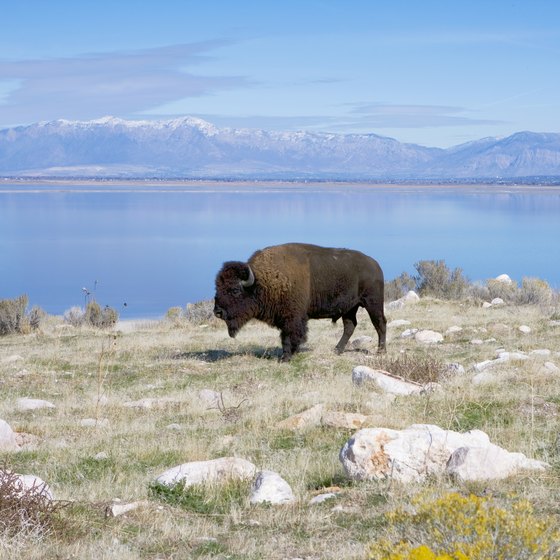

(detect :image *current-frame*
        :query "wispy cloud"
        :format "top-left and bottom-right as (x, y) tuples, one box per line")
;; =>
(182, 103), (501, 134)
(0, 42), (249, 126)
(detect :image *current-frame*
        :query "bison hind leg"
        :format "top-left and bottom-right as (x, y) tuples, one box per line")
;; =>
(364, 300), (387, 353)
(335, 306), (359, 355)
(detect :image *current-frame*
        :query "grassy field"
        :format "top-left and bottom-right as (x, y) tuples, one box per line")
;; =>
(1, 297), (559, 559)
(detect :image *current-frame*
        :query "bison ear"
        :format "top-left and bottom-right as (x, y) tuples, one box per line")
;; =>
(239, 264), (255, 288)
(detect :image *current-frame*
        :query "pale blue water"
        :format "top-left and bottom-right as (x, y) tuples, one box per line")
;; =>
(1, 182), (559, 318)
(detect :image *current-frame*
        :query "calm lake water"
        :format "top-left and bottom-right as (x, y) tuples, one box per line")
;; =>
(1, 181), (559, 318)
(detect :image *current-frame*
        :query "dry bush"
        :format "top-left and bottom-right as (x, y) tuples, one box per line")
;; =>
(516, 277), (555, 306)
(414, 260), (469, 300)
(385, 272), (416, 302)
(184, 299), (216, 324)
(367, 353), (446, 384)
(0, 295), (28, 335)
(63, 302), (118, 329)
(0, 469), (66, 537)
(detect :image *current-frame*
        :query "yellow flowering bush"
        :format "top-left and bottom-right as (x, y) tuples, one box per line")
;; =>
(369, 492), (560, 560)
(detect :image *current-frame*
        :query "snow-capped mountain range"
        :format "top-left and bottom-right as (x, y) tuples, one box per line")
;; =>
(1, 116), (559, 180)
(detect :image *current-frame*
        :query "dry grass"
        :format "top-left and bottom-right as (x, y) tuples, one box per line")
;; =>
(0, 298), (559, 558)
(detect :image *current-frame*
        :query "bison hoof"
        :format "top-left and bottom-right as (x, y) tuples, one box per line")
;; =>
(279, 353), (292, 363)
(334, 346), (345, 355)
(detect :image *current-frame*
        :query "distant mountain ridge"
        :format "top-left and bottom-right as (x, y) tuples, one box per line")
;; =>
(0, 116), (559, 180)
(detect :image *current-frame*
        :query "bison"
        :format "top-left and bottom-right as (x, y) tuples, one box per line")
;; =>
(213, 243), (386, 362)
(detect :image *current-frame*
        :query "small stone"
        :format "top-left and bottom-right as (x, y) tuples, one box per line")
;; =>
(94, 452), (109, 460)
(107, 500), (149, 517)
(400, 328), (418, 338)
(445, 363), (465, 376)
(276, 404), (324, 430)
(530, 349), (551, 357)
(543, 362), (560, 374)
(491, 298), (505, 306)
(309, 492), (338, 505)
(79, 418), (109, 427)
(16, 398), (56, 411)
(0, 419), (18, 451)
(471, 339), (484, 345)
(250, 470), (295, 505)
(445, 326), (462, 336)
(166, 423), (183, 431)
(482, 302), (492, 309)
(349, 336), (373, 350)
(321, 411), (369, 430)
(415, 330), (443, 344)
(352, 366), (423, 396)
(518, 325), (531, 334)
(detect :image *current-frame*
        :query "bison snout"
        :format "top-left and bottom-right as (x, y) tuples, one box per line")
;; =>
(213, 305), (225, 319)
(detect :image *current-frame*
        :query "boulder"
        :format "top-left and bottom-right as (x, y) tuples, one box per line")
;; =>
(250, 470), (295, 505)
(155, 457), (257, 488)
(340, 424), (547, 483)
(495, 274), (513, 284)
(352, 366), (423, 396)
(0, 419), (18, 451)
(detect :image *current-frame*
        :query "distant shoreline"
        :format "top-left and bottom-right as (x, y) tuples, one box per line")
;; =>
(2, 176), (560, 193)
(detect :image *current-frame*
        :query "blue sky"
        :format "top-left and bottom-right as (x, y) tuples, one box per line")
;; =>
(1, 0), (559, 147)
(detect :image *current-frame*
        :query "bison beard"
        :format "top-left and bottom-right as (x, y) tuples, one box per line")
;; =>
(213, 243), (387, 362)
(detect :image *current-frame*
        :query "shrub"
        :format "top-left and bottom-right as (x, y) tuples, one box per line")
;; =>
(413, 260), (469, 300)
(385, 272), (416, 302)
(28, 306), (46, 331)
(486, 278), (518, 302)
(0, 295), (28, 336)
(184, 299), (216, 324)
(63, 306), (85, 327)
(516, 277), (554, 306)
(63, 302), (118, 329)
(368, 491), (560, 560)
(367, 353), (445, 384)
(0, 469), (66, 537)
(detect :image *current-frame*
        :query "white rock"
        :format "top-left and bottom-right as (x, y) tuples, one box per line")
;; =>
(491, 298), (505, 306)
(349, 336), (373, 350)
(321, 411), (370, 430)
(497, 351), (528, 361)
(445, 363), (465, 376)
(543, 362), (560, 374)
(400, 328), (418, 338)
(474, 357), (508, 372)
(16, 397), (56, 411)
(155, 457), (257, 488)
(340, 424), (547, 483)
(107, 500), (149, 517)
(445, 326), (463, 335)
(94, 452), (109, 460)
(199, 389), (222, 407)
(530, 349), (551, 357)
(482, 302), (492, 309)
(123, 397), (178, 409)
(388, 319), (411, 328)
(0, 419), (18, 451)
(352, 366), (422, 396)
(276, 404), (324, 430)
(549, 320), (560, 327)
(415, 330), (443, 344)
(166, 423), (183, 431)
(470, 339), (484, 345)
(79, 418), (109, 427)
(495, 274), (513, 284)
(309, 492), (338, 505)
(472, 371), (498, 385)
(446, 445), (548, 482)
(0, 471), (53, 500)
(2, 354), (24, 364)
(386, 291), (419, 310)
(250, 470), (295, 505)
(518, 325), (531, 334)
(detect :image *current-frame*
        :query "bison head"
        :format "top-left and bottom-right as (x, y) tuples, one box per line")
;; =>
(214, 261), (258, 338)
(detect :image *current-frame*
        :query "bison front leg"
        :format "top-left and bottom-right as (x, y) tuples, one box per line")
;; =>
(279, 319), (308, 362)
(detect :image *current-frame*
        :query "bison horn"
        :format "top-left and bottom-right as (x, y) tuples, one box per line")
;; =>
(240, 265), (255, 288)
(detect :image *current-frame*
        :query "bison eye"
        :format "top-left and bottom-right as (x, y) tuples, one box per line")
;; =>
(231, 287), (243, 296)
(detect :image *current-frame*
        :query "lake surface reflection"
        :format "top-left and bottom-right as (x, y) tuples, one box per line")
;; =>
(1, 182), (559, 318)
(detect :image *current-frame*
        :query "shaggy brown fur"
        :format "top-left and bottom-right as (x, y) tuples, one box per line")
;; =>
(214, 243), (386, 361)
